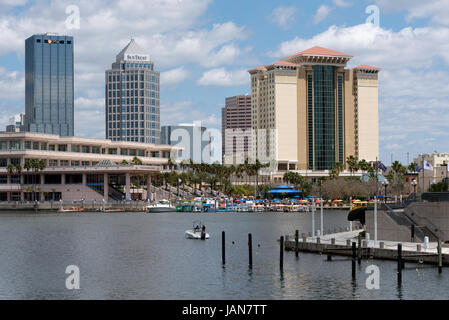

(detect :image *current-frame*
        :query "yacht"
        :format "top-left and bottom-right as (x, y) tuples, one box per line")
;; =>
(147, 200), (176, 213)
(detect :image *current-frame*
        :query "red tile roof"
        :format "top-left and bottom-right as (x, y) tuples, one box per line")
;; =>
(354, 65), (381, 70)
(268, 60), (298, 67)
(248, 65), (267, 72)
(284, 46), (353, 60)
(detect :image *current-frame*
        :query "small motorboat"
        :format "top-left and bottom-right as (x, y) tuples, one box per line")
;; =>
(147, 200), (176, 213)
(185, 221), (209, 240)
(58, 207), (84, 213)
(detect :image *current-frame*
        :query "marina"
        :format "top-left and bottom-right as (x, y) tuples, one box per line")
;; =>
(0, 209), (447, 300)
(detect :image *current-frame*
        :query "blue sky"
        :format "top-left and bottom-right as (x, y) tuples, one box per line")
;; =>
(1, 0), (449, 165)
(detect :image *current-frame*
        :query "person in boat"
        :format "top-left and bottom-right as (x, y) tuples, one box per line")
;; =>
(201, 225), (206, 240)
(194, 224), (200, 232)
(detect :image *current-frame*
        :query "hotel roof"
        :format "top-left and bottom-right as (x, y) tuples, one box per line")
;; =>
(354, 65), (381, 71)
(283, 46), (353, 61)
(248, 46), (355, 74)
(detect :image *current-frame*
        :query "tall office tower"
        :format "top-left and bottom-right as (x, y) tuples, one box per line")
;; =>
(24, 33), (74, 136)
(221, 94), (252, 165)
(248, 46), (379, 171)
(105, 39), (160, 143)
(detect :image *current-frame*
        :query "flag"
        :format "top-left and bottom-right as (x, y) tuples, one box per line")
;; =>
(415, 164), (422, 172)
(378, 161), (387, 172)
(423, 160), (433, 171)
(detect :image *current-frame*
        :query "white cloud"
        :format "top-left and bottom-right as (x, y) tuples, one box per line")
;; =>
(0, 0), (28, 5)
(313, 5), (333, 25)
(333, 0), (352, 7)
(161, 66), (190, 85)
(0, 67), (23, 100)
(372, 0), (449, 26)
(160, 101), (220, 128)
(197, 68), (249, 86)
(269, 23), (449, 70)
(269, 6), (296, 29)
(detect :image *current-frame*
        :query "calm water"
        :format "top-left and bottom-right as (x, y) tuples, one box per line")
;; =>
(0, 210), (447, 300)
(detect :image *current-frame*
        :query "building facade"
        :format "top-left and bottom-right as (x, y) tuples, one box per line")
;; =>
(414, 153), (449, 191)
(6, 114), (24, 133)
(24, 34), (74, 136)
(105, 39), (160, 144)
(0, 132), (179, 202)
(161, 123), (211, 164)
(222, 94), (252, 165)
(248, 46), (379, 171)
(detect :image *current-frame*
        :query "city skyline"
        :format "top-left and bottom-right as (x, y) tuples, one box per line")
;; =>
(1, 1), (449, 165)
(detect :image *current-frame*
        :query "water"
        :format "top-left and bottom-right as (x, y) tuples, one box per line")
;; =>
(0, 210), (447, 300)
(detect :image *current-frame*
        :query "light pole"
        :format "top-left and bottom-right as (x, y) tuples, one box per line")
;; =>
(411, 179), (417, 194)
(382, 180), (389, 202)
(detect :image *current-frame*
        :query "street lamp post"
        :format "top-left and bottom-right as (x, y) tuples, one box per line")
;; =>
(411, 179), (417, 194)
(382, 180), (389, 202)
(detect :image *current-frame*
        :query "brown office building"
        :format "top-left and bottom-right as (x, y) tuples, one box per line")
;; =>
(221, 94), (252, 164)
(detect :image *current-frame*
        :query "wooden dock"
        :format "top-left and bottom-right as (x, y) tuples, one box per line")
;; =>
(284, 230), (449, 266)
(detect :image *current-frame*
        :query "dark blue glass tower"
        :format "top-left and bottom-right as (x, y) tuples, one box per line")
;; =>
(25, 34), (74, 136)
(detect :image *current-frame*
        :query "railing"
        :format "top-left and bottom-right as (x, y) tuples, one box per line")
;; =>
(405, 205), (443, 241)
(381, 202), (426, 242)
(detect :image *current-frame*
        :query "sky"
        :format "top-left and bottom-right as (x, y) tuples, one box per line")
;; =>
(1, 0), (449, 165)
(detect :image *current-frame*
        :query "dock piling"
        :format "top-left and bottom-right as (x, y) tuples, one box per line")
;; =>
(438, 239), (442, 274)
(357, 234), (362, 265)
(222, 231), (226, 265)
(295, 230), (299, 258)
(280, 236), (284, 270)
(351, 242), (356, 279)
(397, 243), (402, 283)
(248, 233), (252, 268)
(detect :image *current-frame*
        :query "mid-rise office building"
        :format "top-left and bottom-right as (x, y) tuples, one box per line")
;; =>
(24, 33), (74, 136)
(105, 39), (160, 144)
(221, 94), (252, 165)
(248, 46), (379, 171)
(161, 123), (211, 164)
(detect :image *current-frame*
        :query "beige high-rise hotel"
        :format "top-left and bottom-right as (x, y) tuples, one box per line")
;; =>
(248, 46), (379, 171)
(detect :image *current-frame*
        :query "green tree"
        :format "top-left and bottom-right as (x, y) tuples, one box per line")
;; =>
(346, 155), (359, 176)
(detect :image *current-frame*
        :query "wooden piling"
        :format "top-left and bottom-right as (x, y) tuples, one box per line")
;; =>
(248, 233), (252, 268)
(295, 230), (299, 258)
(352, 242), (356, 279)
(438, 239), (442, 274)
(397, 243), (402, 283)
(280, 236), (284, 269)
(327, 254), (332, 261)
(357, 234), (362, 265)
(222, 231), (226, 265)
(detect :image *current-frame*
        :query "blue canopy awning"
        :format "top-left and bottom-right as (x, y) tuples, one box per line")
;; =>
(268, 189), (302, 194)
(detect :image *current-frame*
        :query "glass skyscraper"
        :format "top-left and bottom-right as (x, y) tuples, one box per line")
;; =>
(24, 33), (74, 136)
(105, 39), (160, 144)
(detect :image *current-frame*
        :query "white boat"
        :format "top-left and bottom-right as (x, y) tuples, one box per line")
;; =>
(185, 221), (210, 239)
(147, 200), (176, 213)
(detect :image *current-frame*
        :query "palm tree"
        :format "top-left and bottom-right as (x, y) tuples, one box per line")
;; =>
(358, 159), (370, 173)
(131, 156), (142, 165)
(346, 155), (358, 176)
